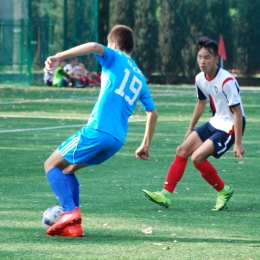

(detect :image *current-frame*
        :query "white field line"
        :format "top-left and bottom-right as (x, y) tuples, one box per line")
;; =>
(0, 86), (258, 105)
(0, 98), (97, 105)
(0, 114), (87, 119)
(0, 124), (85, 133)
(0, 119), (146, 133)
(0, 86), (258, 133)
(0, 94), (181, 105)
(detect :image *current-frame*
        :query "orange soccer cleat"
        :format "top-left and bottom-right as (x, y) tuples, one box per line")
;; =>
(59, 224), (85, 237)
(46, 207), (82, 236)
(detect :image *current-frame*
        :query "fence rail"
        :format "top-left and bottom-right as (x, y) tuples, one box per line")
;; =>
(0, 18), (52, 85)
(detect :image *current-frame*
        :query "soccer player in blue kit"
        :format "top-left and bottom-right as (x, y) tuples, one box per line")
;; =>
(44, 25), (158, 237)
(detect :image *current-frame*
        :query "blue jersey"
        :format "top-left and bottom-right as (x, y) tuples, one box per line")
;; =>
(86, 46), (155, 143)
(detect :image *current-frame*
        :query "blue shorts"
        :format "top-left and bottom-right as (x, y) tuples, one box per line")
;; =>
(195, 122), (234, 159)
(58, 127), (123, 165)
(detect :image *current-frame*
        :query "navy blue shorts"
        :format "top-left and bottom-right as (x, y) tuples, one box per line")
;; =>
(195, 122), (241, 159)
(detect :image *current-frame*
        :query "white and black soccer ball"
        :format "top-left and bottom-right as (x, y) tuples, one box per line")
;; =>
(42, 205), (64, 230)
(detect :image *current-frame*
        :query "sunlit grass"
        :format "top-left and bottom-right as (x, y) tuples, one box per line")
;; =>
(0, 85), (259, 259)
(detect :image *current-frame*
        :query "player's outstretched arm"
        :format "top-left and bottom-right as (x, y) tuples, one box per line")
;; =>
(44, 42), (104, 72)
(231, 104), (245, 162)
(135, 109), (158, 160)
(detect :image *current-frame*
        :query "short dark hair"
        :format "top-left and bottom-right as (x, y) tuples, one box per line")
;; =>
(197, 36), (218, 56)
(69, 57), (78, 62)
(107, 25), (134, 54)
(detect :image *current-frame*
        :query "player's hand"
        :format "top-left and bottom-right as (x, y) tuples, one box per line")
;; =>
(135, 146), (150, 160)
(233, 143), (245, 162)
(44, 56), (60, 72)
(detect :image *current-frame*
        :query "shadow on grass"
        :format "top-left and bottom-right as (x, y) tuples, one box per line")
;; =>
(3, 227), (259, 246)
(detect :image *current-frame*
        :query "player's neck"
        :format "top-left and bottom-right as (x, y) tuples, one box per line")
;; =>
(205, 66), (219, 80)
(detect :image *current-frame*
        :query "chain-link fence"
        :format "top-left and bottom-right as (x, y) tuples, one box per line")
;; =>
(0, 0), (98, 85)
(1, 0), (260, 86)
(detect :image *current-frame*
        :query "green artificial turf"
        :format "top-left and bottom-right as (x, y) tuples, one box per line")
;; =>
(0, 85), (259, 260)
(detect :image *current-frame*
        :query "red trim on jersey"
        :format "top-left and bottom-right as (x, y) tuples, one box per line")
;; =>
(206, 76), (214, 81)
(228, 125), (235, 135)
(222, 77), (233, 88)
(209, 95), (216, 113)
(229, 119), (246, 135)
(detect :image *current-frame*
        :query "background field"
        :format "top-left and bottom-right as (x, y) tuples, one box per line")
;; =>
(0, 85), (259, 260)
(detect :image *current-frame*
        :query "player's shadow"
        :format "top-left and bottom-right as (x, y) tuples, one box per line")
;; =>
(37, 228), (260, 246)
(88, 231), (260, 245)
(4, 227), (259, 247)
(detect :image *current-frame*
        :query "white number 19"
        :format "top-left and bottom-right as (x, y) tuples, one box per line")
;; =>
(115, 68), (142, 105)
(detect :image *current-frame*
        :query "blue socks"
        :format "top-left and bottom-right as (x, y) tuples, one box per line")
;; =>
(65, 173), (80, 207)
(46, 167), (76, 212)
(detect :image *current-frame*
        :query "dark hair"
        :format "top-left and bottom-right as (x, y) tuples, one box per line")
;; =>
(197, 36), (218, 56)
(107, 25), (134, 54)
(69, 57), (78, 62)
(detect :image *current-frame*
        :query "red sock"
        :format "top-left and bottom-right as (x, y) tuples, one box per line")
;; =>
(194, 160), (225, 191)
(163, 155), (188, 193)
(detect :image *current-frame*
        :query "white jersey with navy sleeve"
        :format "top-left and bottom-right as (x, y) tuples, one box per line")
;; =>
(86, 46), (156, 143)
(195, 68), (245, 134)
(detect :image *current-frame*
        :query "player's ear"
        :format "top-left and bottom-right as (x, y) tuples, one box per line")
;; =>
(111, 42), (117, 50)
(107, 41), (116, 50)
(215, 55), (219, 64)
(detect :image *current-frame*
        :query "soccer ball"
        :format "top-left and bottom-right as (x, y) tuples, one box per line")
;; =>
(42, 205), (64, 230)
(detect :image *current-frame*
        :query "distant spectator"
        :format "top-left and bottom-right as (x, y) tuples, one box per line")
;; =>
(52, 61), (71, 87)
(66, 69), (84, 88)
(64, 57), (81, 74)
(89, 71), (101, 83)
(43, 70), (53, 86)
(78, 62), (101, 87)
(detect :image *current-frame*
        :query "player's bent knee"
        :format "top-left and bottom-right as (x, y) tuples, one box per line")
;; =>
(176, 145), (189, 158)
(44, 155), (58, 173)
(44, 159), (52, 173)
(191, 154), (203, 165)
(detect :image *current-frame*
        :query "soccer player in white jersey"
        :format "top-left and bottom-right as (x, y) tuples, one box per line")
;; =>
(43, 25), (158, 237)
(143, 36), (246, 211)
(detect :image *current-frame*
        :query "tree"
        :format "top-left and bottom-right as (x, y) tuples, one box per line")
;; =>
(109, 0), (135, 30)
(133, 0), (159, 78)
(234, 0), (260, 76)
(170, 0), (233, 80)
(158, 0), (187, 83)
(98, 0), (110, 46)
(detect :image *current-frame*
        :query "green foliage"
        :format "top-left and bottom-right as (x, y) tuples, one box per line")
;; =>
(111, 0), (260, 78)
(31, 1), (64, 52)
(98, 0), (110, 46)
(234, 0), (260, 75)
(109, 0), (135, 29)
(158, 0), (184, 81)
(1, 0), (260, 84)
(133, 0), (159, 76)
